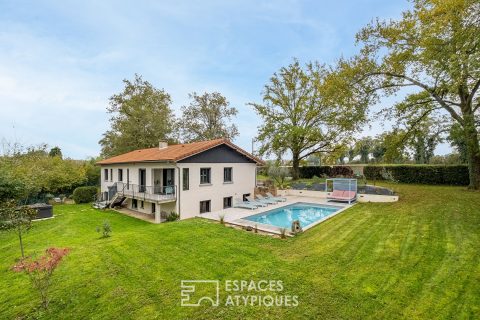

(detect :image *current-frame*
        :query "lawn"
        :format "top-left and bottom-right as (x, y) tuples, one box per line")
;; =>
(1, 183), (479, 319)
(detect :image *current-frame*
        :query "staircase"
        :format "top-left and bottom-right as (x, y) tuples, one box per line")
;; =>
(109, 193), (126, 208)
(93, 193), (109, 209)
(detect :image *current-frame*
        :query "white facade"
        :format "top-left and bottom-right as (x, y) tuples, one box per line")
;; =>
(177, 162), (256, 218)
(100, 161), (257, 221)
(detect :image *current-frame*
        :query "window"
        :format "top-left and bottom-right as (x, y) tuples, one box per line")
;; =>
(224, 167), (233, 183)
(151, 203), (156, 214)
(118, 169), (123, 182)
(126, 169), (130, 189)
(223, 196), (232, 209)
(132, 199), (138, 209)
(110, 169), (113, 181)
(243, 193), (250, 202)
(200, 168), (211, 184)
(200, 200), (211, 214)
(183, 168), (189, 190)
(104, 169), (109, 181)
(140, 201), (144, 209)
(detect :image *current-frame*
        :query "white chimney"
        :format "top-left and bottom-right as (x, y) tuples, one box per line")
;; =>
(159, 141), (168, 149)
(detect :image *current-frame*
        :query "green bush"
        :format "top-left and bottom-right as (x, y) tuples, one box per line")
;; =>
(72, 186), (98, 204)
(298, 166), (353, 179)
(363, 165), (469, 185)
(166, 211), (180, 222)
(330, 166), (354, 177)
(96, 220), (112, 238)
(298, 166), (331, 178)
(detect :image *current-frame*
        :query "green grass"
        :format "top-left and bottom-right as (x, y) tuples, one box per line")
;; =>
(1, 184), (479, 319)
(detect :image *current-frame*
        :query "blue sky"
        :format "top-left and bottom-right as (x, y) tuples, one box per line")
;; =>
(2, 0), (449, 159)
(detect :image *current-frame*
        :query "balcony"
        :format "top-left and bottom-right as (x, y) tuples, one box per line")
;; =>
(115, 182), (177, 203)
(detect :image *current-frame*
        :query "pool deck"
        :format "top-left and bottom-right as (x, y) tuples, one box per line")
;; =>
(198, 196), (355, 235)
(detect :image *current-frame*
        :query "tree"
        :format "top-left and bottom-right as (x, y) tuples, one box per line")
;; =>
(407, 119), (446, 164)
(0, 163), (23, 202)
(48, 147), (62, 158)
(267, 165), (290, 188)
(371, 135), (387, 163)
(354, 137), (373, 163)
(306, 154), (321, 166)
(83, 157), (101, 186)
(382, 130), (410, 163)
(99, 74), (176, 157)
(337, 0), (480, 188)
(250, 60), (367, 179)
(2, 144), (87, 199)
(0, 200), (37, 258)
(179, 92), (238, 142)
(448, 123), (469, 163)
(13, 247), (70, 309)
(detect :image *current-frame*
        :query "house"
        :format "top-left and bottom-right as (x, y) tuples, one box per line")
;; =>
(96, 139), (264, 223)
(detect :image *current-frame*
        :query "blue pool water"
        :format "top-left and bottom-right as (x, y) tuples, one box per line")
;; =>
(244, 203), (341, 229)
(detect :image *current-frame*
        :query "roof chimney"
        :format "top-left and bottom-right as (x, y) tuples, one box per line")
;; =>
(159, 141), (168, 149)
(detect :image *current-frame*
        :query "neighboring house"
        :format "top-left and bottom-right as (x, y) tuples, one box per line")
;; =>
(97, 139), (264, 223)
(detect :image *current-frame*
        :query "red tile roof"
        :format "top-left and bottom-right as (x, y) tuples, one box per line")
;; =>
(96, 139), (264, 165)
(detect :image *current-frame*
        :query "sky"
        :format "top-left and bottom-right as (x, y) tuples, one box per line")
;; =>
(0, 0), (452, 159)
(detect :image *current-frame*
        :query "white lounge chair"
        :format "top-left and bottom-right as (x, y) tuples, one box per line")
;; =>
(256, 194), (277, 204)
(246, 196), (268, 207)
(234, 198), (258, 210)
(266, 192), (287, 202)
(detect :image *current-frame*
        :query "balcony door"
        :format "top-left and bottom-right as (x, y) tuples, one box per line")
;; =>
(163, 169), (175, 187)
(153, 169), (162, 194)
(139, 169), (146, 192)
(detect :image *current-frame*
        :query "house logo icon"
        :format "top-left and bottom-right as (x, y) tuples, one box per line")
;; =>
(180, 280), (220, 307)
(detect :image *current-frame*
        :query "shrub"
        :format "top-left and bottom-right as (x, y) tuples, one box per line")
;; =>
(268, 165), (290, 188)
(96, 220), (111, 238)
(298, 166), (354, 179)
(72, 186), (98, 204)
(298, 166), (331, 179)
(330, 166), (354, 177)
(279, 227), (287, 239)
(363, 166), (383, 181)
(166, 211), (180, 222)
(363, 165), (469, 185)
(12, 247), (70, 309)
(219, 214), (225, 225)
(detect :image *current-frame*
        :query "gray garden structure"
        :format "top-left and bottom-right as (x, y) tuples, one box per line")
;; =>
(326, 178), (358, 204)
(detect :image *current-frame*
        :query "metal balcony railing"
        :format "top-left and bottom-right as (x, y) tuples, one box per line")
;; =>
(115, 182), (177, 202)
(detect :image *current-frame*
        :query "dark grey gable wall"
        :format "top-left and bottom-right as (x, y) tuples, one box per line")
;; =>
(178, 144), (256, 163)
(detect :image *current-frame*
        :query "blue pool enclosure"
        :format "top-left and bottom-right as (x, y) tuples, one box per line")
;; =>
(243, 202), (342, 229)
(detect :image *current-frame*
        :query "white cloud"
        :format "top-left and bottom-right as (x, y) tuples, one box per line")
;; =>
(1, 0), (446, 159)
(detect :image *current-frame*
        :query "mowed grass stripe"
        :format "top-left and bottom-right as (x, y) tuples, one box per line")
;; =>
(0, 183), (479, 319)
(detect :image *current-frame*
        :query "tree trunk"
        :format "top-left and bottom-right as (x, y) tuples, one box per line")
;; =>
(18, 227), (24, 258)
(463, 114), (480, 189)
(292, 153), (300, 180)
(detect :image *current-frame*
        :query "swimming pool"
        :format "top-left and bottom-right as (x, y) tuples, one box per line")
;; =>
(243, 202), (342, 229)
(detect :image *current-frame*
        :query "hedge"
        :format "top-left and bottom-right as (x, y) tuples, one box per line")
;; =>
(299, 166), (353, 179)
(363, 165), (469, 185)
(72, 186), (98, 204)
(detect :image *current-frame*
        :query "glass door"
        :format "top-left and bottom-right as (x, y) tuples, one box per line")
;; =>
(139, 169), (146, 192)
